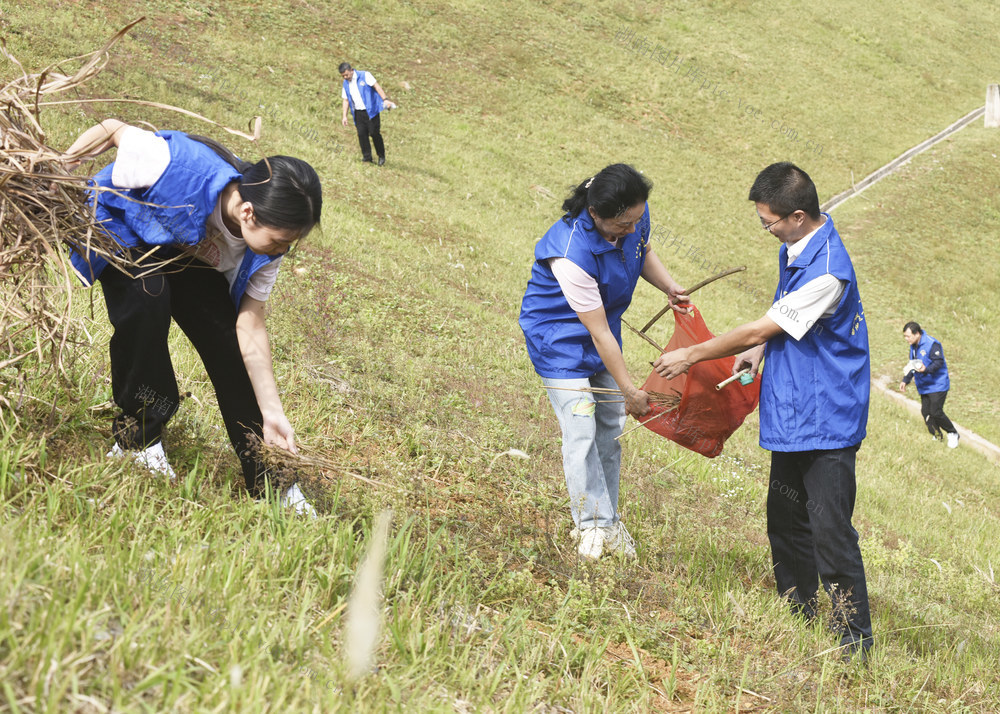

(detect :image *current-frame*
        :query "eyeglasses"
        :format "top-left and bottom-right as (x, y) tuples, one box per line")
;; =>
(760, 213), (790, 232)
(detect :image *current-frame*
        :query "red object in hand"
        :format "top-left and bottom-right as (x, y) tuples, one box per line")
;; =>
(641, 306), (761, 457)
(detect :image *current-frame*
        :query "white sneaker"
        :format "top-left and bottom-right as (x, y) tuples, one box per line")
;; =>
(946, 432), (960, 449)
(577, 527), (606, 560)
(107, 442), (177, 480)
(280, 482), (318, 518)
(930, 434), (941, 442)
(605, 522), (637, 559)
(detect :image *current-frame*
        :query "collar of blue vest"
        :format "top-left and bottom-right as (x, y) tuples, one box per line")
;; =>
(574, 210), (628, 254)
(780, 212), (834, 270)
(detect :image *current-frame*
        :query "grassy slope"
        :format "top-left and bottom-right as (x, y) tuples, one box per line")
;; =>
(2, 0), (1000, 711)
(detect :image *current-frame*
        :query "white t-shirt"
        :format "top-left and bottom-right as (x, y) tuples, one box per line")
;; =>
(341, 71), (377, 110)
(110, 127), (281, 302)
(766, 219), (846, 340)
(548, 236), (624, 313)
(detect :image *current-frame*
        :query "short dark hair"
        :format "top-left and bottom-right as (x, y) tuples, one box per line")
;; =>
(903, 321), (922, 335)
(748, 162), (821, 220)
(561, 163), (652, 222)
(338, 62), (352, 73)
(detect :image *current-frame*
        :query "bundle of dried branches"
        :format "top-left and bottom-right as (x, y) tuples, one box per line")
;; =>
(647, 388), (681, 411)
(542, 384), (680, 410)
(0, 21), (263, 404)
(0, 28), (135, 388)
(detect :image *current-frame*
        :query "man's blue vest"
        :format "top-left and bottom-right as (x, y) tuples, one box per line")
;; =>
(910, 332), (950, 394)
(343, 71), (384, 119)
(70, 131), (280, 306)
(760, 215), (870, 451)
(519, 205), (650, 379)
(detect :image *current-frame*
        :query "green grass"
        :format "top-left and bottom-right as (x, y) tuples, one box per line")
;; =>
(3, 0), (1000, 711)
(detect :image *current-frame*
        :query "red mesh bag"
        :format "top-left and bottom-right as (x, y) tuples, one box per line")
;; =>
(640, 305), (761, 457)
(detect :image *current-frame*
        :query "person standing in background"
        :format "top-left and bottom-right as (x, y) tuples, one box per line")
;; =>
(899, 321), (959, 448)
(340, 62), (395, 166)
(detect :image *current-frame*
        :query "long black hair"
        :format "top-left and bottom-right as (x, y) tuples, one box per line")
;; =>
(189, 134), (322, 235)
(561, 163), (652, 224)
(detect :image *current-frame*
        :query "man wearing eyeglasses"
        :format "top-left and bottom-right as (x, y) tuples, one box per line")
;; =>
(653, 162), (873, 662)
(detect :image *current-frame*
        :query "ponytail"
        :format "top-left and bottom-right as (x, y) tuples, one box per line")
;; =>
(561, 163), (652, 224)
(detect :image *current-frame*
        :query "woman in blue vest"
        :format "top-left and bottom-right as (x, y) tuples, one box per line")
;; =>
(519, 164), (689, 561)
(65, 119), (322, 514)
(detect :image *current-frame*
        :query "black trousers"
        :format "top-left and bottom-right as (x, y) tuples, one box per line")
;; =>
(920, 391), (955, 437)
(353, 109), (385, 161)
(767, 446), (873, 652)
(98, 250), (269, 495)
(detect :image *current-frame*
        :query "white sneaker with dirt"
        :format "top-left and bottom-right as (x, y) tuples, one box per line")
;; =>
(604, 521), (637, 559)
(577, 527), (606, 560)
(946, 431), (960, 449)
(280, 482), (318, 518)
(107, 442), (177, 480)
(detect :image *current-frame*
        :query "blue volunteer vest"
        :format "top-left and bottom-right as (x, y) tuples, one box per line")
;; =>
(759, 215), (870, 451)
(70, 131), (280, 306)
(519, 205), (650, 379)
(910, 332), (950, 394)
(343, 71), (384, 120)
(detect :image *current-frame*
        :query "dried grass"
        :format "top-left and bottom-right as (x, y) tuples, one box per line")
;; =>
(647, 388), (681, 411)
(252, 437), (392, 501)
(0, 27), (135, 390)
(0, 20), (264, 406)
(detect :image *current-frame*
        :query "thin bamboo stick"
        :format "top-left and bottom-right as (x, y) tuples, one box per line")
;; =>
(640, 266), (747, 333)
(621, 317), (664, 353)
(541, 385), (622, 395)
(615, 410), (667, 440)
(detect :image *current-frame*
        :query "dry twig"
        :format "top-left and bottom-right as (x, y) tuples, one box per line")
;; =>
(252, 438), (393, 497)
(640, 266), (747, 334)
(0, 20), (262, 384)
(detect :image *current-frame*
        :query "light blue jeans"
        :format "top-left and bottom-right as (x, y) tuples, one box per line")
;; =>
(542, 371), (626, 530)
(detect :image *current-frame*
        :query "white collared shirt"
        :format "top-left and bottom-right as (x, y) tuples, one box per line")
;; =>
(766, 217), (846, 340)
(341, 71), (377, 110)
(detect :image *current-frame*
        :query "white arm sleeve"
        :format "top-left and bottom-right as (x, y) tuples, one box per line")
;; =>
(110, 127), (171, 189)
(767, 274), (846, 341)
(549, 258), (603, 313)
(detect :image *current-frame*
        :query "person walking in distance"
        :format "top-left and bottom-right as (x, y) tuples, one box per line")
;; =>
(899, 321), (959, 448)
